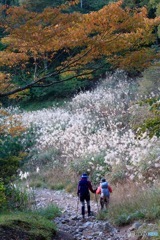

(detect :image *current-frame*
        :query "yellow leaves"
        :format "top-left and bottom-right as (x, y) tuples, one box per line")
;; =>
(8, 89), (30, 100)
(60, 71), (76, 80)
(77, 69), (93, 79)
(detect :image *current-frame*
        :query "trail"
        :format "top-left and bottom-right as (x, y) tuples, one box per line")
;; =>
(34, 189), (137, 240)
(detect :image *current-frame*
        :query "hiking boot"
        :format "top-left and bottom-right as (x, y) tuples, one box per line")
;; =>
(81, 217), (86, 222)
(87, 205), (91, 216)
(82, 206), (85, 218)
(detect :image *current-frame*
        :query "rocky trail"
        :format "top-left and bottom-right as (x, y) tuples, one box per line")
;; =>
(34, 189), (138, 240)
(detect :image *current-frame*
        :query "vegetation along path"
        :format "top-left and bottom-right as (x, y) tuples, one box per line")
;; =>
(34, 189), (138, 240)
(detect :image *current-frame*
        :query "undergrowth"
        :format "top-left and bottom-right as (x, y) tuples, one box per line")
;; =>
(97, 182), (160, 226)
(0, 204), (61, 240)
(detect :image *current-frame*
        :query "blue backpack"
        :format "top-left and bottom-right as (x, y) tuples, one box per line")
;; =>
(101, 182), (110, 197)
(78, 179), (89, 196)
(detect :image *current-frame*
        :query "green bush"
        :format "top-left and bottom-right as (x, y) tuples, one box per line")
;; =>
(4, 184), (31, 211)
(0, 111), (37, 210)
(0, 127), (35, 184)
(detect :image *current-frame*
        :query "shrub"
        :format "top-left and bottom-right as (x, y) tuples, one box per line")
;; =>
(138, 66), (160, 98)
(4, 184), (32, 211)
(0, 110), (36, 184)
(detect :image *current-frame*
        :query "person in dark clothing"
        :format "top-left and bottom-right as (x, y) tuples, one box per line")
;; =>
(77, 173), (96, 219)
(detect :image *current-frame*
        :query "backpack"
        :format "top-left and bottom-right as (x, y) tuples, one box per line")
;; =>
(100, 182), (110, 198)
(78, 179), (89, 196)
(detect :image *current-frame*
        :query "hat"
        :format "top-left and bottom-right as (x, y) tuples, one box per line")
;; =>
(101, 178), (106, 182)
(81, 173), (88, 178)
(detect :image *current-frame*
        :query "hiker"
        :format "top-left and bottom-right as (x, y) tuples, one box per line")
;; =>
(96, 178), (112, 210)
(77, 173), (97, 219)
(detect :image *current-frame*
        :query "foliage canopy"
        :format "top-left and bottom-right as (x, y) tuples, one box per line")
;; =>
(0, 1), (160, 98)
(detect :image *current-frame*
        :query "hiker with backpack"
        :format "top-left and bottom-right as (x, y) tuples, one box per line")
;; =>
(96, 178), (112, 210)
(77, 173), (97, 219)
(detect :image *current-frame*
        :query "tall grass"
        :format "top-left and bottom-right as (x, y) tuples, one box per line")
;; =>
(27, 161), (77, 191)
(97, 182), (160, 226)
(33, 204), (61, 220)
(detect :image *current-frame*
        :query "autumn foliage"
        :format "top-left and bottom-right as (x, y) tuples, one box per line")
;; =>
(0, 1), (160, 98)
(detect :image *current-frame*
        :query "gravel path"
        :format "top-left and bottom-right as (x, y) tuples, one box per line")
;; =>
(34, 189), (138, 240)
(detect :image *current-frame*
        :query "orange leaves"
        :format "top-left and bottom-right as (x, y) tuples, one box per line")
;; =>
(0, 72), (11, 93)
(110, 48), (157, 72)
(1, 1), (156, 65)
(0, 110), (26, 137)
(8, 125), (25, 137)
(0, 51), (29, 67)
(0, 5), (83, 57)
(0, 1), (160, 97)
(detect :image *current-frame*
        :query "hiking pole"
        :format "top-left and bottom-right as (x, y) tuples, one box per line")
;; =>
(76, 196), (79, 216)
(95, 193), (100, 213)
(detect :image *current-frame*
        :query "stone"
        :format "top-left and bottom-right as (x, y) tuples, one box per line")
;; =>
(33, 188), (137, 240)
(129, 221), (142, 231)
(83, 221), (93, 228)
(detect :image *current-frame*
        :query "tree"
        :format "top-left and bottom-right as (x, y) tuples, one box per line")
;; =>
(75, 0), (113, 12)
(0, 1), (160, 99)
(0, 0), (19, 6)
(122, 0), (150, 9)
(149, 0), (160, 38)
(19, 0), (65, 12)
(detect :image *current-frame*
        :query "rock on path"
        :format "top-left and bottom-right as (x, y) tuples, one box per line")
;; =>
(34, 189), (138, 240)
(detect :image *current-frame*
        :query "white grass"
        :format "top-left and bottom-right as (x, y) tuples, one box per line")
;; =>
(1, 71), (160, 183)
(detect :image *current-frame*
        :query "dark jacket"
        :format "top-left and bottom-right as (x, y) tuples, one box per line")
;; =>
(77, 177), (96, 196)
